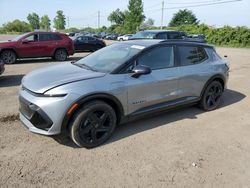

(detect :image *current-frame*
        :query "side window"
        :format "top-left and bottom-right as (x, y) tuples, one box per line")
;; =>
(156, 33), (168, 39)
(25, 34), (38, 42)
(39, 34), (52, 41)
(137, 46), (174, 70)
(179, 46), (208, 66)
(51, 34), (62, 40)
(78, 36), (88, 42)
(168, 33), (182, 39)
(87, 37), (95, 41)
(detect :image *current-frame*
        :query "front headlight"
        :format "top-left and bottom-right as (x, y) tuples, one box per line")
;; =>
(43, 93), (67, 97)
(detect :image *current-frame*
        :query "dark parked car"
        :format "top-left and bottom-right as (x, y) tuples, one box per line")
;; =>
(0, 60), (5, 75)
(187, 34), (207, 43)
(130, 30), (187, 40)
(0, 32), (74, 64)
(73, 36), (106, 52)
(105, 34), (119, 40)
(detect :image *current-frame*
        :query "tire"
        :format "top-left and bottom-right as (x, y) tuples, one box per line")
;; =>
(0, 50), (16, 64)
(54, 49), (68, 61)
(199, 81), (223, 111)
(69, 100), (117, 148)
(119, 38), (123, 41)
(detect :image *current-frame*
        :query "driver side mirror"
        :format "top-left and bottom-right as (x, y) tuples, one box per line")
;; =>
(131, 65), (151, 78)
(21, 39), (29, 44)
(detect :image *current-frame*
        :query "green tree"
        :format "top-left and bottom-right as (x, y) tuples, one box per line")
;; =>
(27, 13), (40, 30)
(40, 15), (51, 31)
(124, 0), (145, 33)
(1, 19), (31, 33)
(168, 9), (199, 27)
(53, 10), (66, 30)
(108, 9), (127, 26)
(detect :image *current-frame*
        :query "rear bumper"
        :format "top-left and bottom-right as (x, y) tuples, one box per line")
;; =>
(68, 49), (74, 55)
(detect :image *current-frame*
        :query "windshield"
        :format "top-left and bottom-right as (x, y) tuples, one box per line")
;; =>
(132, 31), (156, 39)
(11, 33), (29, 41)
(75, 43), (144, 73)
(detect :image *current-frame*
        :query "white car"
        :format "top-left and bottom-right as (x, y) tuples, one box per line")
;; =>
(117, 34), (133, 41)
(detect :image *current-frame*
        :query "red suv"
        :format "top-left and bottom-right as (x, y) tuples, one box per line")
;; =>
(0, 32), (74, 64)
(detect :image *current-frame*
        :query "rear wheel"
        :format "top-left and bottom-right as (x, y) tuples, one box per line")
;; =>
(0, 50), (16, 64)
(69, 101), (117, 148)
(199, 81), (223, 111)
(54, 49), (67, 61)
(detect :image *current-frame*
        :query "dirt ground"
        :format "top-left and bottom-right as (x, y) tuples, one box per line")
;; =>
(0, 35), (250, 187)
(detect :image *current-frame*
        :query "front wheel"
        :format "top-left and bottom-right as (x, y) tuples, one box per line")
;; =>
(199, 81), (223, 111)
(54, 49), (68, 61)
(0, 50), (16, 64)
(69, 101), (117, 148)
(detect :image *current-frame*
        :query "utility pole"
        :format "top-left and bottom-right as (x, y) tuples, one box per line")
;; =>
(67, 16), (70, 28)
(161, 1), (164, 30)
(98, 11), (100, 29)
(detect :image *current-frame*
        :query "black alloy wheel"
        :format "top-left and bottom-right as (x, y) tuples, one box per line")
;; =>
(200, 81), (223, 111)
(70, 101), (117, 148)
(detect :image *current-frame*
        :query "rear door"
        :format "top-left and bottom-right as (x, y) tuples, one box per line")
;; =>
(177, 45), (213, 98)
(38, 33), (57, 56)
(126, 45), (180, 114)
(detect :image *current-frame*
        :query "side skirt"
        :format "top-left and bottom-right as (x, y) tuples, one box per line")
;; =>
(120, 96), (200, 124)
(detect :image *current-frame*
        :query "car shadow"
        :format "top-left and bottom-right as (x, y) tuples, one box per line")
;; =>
(52, 89), (246, 149)
(0, 74), (24, 87)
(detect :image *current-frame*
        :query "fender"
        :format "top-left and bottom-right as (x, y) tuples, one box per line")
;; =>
(52, 47), (68, 56)
(60, 93), (125, 132)
(200, 74), (226, 97)
(0, 47), (19, 57)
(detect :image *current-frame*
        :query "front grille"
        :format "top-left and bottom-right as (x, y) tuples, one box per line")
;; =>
(19, 96), (53, 130)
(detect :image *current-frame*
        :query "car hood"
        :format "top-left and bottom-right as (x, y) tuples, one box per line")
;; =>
(22, 62), (106, 94)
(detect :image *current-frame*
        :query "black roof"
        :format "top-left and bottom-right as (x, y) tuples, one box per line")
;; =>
(122, 39), (213, 48)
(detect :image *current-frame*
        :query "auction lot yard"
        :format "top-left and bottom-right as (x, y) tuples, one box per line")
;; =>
(1, 35), (250, 187)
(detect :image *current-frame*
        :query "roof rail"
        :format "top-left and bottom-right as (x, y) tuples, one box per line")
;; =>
(160, 38), (207, 43)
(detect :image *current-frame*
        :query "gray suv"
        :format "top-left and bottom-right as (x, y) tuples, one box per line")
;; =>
(19, 40), (229, 148)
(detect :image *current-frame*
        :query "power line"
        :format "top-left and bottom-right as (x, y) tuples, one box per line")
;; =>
(165, 0), (225, 4)
(164, 0), (242, 10)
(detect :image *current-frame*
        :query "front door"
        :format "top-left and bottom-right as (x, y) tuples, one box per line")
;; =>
(126, 45), (180, 114)
(17, 34), (42, 57)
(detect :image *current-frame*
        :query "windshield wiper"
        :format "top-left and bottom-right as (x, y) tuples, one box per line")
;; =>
(72, 62), (97, 72)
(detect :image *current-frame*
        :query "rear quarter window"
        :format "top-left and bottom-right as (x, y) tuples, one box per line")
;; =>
(168, 33), (182, 39)
(52, 34), (62, 40)
(179, 46), (208, 66)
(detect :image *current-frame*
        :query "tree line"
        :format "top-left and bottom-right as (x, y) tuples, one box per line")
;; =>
(0, 10), (66, 33)
(0, 0), (249, 47)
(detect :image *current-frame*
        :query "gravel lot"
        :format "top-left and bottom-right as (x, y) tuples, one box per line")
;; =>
(0, 35), (250, 187)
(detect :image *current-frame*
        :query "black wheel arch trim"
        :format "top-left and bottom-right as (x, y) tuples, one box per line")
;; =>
(0, 47), (19, 58)
(53, 47), (69, 56)
(200, 74), (226, 97)
(61, 93), (124, 132)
